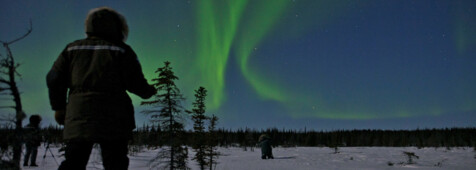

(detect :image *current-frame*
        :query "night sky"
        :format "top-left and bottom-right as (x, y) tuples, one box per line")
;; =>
(1, 0), (475, 130)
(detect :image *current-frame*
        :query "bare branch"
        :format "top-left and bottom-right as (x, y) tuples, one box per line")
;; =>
(0, 19), (33, 45)
(0, 78), (9, 84)
(0, 70), (8, 75)
(0, 113), (16, 124)
(0, 117), (12, 121)
(14, 70), (22, 77)
(0, 92), (11, 95)
(0, 106), (15, 109)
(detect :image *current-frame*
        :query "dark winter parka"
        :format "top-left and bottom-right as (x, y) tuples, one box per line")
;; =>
(23, 123), (42, 147)
(259, 135), (273, 156)
(46, 37), (155, 141)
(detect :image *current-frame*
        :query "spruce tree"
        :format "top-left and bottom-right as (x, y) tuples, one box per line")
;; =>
(141, 61), (188, 170)
(190, 87), (209, 170)
(206, 115), (220, 170)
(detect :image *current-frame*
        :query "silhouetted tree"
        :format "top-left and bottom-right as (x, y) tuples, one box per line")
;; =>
(141, 61), (188, 170)
(189, 86), (209, 170)
(206, 115), (219, 170)
(0, 20), (32, 169)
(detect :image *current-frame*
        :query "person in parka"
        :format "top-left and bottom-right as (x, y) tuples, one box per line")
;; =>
(46, 7), (156, 170)
(23, 115), (42, 167)
(259, 134), (274, 159)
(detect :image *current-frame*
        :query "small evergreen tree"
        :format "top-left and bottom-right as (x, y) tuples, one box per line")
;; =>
(189, 87), (209, 170)
(141, 61), (188, 170)
(206, 115), (220, 170)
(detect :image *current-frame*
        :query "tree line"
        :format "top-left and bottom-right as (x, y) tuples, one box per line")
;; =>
(133, 127), (476, 148)
(3, 125), (473, 149)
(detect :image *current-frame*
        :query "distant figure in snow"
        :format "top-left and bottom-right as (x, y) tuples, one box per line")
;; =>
(23, 115), (42, 167)
(47, 7), (156, 170)
(259, 134), (274, 159)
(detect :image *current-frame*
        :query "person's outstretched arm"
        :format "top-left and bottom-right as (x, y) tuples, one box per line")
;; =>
(123, 47), (156, 99)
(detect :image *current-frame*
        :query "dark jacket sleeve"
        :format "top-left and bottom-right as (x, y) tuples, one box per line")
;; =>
(46, 48), (69, 110)
(124, 47), (156, 99)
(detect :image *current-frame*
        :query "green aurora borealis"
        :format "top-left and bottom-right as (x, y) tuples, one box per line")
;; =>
(195, 0), (247, 109)
(235, 0), (288, 102)
(194, 0), (290, 109)
(1, 0), (475, 129)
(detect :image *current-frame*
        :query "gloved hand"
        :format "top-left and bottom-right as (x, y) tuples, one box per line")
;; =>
(55, 110), (66, 125)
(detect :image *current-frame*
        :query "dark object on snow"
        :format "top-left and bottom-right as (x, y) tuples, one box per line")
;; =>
(47, 7), (156, 170)
(403, 151), (419, 164)
(259, 134), (274, 159)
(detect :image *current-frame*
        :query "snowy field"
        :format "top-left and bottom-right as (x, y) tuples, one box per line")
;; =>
(23, 145), (475, 170)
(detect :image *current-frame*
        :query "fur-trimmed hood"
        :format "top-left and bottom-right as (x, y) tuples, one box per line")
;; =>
(259, 134), (270, 142)
(85, 7), (128, 42)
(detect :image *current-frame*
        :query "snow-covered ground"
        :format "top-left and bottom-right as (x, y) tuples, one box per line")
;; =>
(23, 145), (475, 170)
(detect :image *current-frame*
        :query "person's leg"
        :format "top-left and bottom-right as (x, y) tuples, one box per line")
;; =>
(58, 140), (94, 170)
(30, 146), (39, 166)
(24, 145), (31, 166)
(100, 140), (129, 170)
